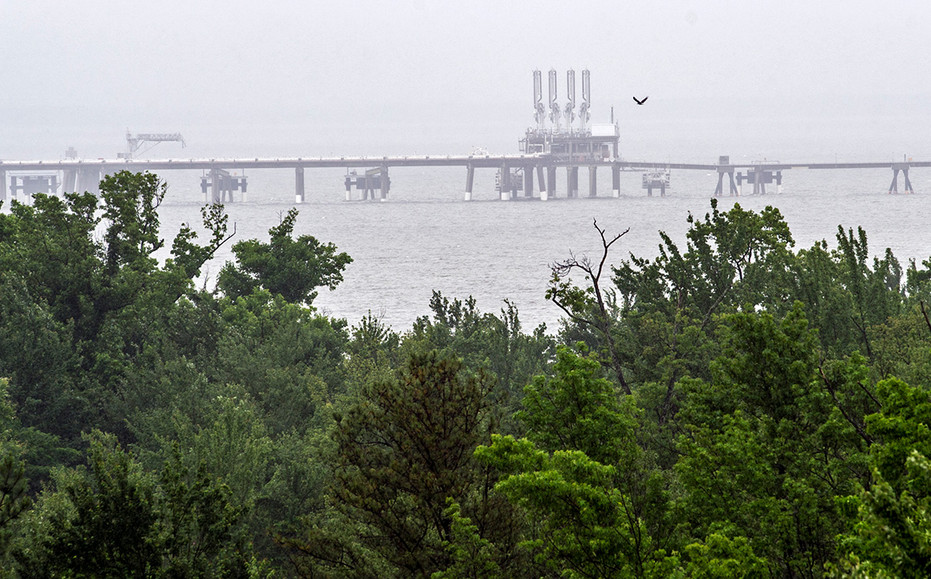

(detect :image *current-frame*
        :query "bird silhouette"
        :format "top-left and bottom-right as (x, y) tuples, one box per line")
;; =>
(633, 96), (648, 105)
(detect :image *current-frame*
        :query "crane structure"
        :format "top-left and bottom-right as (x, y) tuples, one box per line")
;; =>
(122, 132), (185, 160)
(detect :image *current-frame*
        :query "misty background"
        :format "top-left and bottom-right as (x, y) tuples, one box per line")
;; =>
(2, 0), (930, 164)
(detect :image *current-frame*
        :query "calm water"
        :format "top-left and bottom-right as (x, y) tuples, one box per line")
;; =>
(150, 164), (931, 333)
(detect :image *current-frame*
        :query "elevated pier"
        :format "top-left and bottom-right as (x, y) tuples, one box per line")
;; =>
(1, 154), (927, 203)
(0, 69), (925, 202)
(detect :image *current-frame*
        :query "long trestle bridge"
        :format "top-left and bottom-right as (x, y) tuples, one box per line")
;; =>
(0, 154), (926, 204)
(3, 70), (926, 203)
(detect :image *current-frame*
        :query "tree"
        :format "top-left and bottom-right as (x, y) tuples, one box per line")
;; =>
(284, 351), (525, 577)
(612, 199), (796, 422)
(217, 208), (352, 305)
(517, 343), (634, 465)
(408, 292), (554, 434)
(14, 431), (162, 577)
(0, 172), (232, 444)
(475, 346), (674, 578)
(12, 431), (250, 578)
(548, 219), (631, 393)
(832, 451), (931, 578)
(674, 305), (868, 576)
(831, 377), (931, 577)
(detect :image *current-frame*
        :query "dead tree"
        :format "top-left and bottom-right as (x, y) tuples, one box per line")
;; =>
(547, 219), (631, 395)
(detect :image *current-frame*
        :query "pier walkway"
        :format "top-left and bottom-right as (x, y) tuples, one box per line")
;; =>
(0, 153), (926, 202)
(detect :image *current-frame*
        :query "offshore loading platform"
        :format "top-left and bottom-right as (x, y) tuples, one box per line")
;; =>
(486, 68), (621, 201)
(0, 70), (927, 203)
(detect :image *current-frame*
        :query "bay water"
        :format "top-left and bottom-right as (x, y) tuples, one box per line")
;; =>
(152, 163), (931, 334)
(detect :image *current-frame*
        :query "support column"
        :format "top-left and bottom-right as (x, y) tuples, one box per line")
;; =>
(464, 164), (474, 201)
(567, 166), (579, 198)
(62, 170), (77, 195)
(904, 168), (914, 194)
(500, 163), (509, 201)
(380, 165), (389, 201)
(536, 165), (546, 197)
(546, 165), (556, 201)
(588, 166), (597, 197)
(524, 166), (533, 198)
(612, 164), (620, 197)
(211, 169), (221, 204)
(77, 168), (101, 196)
(295, 167), (305, 203)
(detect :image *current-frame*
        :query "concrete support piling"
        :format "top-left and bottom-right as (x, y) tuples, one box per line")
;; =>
(546, 165), (556, 201)
(500, 163), (509, 201)
(524, 166), (534, 198)
(464, 164), (474, 201)
(567, 166), (579, 198)
(536, 165), (546, 197)
(753, 170), (764, 195)
(295, 167), (305, 203)
(889, 163), (915, 194)
(210, 169), (221, 204)
(612, 164), (620, 197)
(380, 165), (389, 201)
(588, 166), (597, 197)
(62, 170), (77, 195)
(76, 168), (100, 196)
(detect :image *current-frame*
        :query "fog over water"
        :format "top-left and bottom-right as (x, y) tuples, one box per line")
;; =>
(2, 1), (930, 330)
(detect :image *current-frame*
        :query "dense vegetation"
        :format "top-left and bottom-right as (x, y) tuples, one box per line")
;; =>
(0, 170), (929, 577)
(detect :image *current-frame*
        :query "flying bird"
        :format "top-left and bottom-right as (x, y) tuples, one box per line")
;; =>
(633, 96), (648, 105)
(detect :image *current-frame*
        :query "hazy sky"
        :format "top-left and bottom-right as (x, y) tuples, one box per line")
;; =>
(2, 1), (930, 160)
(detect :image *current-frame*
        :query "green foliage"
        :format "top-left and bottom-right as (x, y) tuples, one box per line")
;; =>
(286, 351), (513, 576)
(0, 171), (229, 445)
(613, 199), (795, 386)
(14, 431), (162, 577)
(431, 500), (502, 579)
(217, 207), (352, 305)
(517, 343), (636, 465)
(682, 533), (769, 578)
(675, 305), (868, 575)
(210, 290), (349, 435)
(865, 377), (931, 489)
(5, 183), (931, 577)
(12, 431), (250, 578)
(409, 292), (554, 434)
(0, 452), (30, 562)
(477, 347), (671, 578)
(477, 436), (669, 578)
(155, 443), (246, 577)
(833, 450), (931, 578)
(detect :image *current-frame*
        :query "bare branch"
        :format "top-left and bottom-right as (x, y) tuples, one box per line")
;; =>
(921, 300), (931, 337)
(548, 219), (632, 394)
